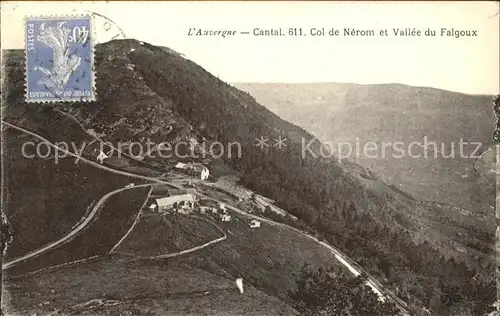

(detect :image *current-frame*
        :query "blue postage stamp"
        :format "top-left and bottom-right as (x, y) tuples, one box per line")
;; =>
(25, 16), (95, 102)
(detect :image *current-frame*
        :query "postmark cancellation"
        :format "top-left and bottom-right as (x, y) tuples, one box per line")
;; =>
(25, 15), (95, 103)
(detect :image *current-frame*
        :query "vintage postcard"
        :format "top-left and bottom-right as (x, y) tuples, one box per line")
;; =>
(1, 1), (499, 316)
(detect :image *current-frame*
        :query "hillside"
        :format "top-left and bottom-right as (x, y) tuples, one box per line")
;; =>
(233, 82), (496, 210)
(2, 127), (140, 261)
(2, 40), (496, 315)
(3, 255), (299, 316)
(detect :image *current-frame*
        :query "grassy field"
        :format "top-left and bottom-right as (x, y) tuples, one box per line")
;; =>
(3, 195), (343, 315)
(173, 209), (344, 301)
(2, 255), (297, 315)
(115, 213), (224, 257)
(2, 129), (139, 260)
(4, 186), (150, 276)
(189, 181), (335, 295)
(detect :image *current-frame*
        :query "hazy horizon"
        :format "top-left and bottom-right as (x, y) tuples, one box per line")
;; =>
(2, 1), (499, 95)
(231, 81), (498, 96)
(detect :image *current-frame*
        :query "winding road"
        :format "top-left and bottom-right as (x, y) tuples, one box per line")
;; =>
(197, 193), (410, 315)
(2, 182), (151, 270)
(2, 120), (411, 315)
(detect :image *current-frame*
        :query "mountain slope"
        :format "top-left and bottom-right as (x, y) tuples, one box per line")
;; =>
(233, 82), (495, 210)
(3, 256), (299, 316)
(2, 40), (495, 315)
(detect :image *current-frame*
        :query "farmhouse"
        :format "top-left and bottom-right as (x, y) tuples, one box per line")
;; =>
(156, 194), (196, 212)
(174, 162), (210, 180)
(177, 206), (194, 215)
(186, 163), (210, 180)
(250, 220), (261, 228)
(174, 162), (187, 169)
(87, 129), (97, 137)
(196, 199), (230, 215)
(97, 151), (108, 163)
(198, 206), (210, 214)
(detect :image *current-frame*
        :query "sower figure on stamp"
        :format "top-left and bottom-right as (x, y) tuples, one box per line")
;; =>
(35, 22), (83, 95)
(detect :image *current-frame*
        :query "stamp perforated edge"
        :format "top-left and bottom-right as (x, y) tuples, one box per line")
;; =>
(24, 14), (96, 104)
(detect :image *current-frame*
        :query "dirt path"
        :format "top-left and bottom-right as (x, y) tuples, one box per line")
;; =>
(2, 184), (151, 270)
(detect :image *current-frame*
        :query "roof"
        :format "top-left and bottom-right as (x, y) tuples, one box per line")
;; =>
(195, 165), (208, 172)
(198, 199), (218, 207)
(156, 194), (196, 207)
(186, 163), (208, 172)
(175, 162), (187, 169)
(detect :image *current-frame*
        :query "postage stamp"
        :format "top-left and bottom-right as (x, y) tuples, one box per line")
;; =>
(25, 15), (95, 102)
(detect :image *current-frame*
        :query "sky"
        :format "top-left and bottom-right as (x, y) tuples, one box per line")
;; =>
(2, 1), (499, 95)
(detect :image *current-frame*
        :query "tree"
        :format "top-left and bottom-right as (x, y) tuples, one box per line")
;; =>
(290, 264), (399, 316)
